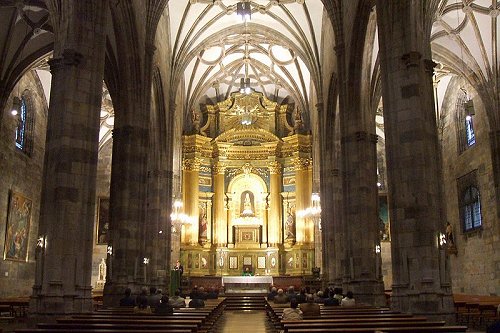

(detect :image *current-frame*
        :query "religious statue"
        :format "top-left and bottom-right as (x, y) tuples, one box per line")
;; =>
(240, 192), (254, 217)
(445, 222), (457, 255)
(98, 258), (106, 281)
(191, 108), (201, 133)
(199, 203), (208, 241)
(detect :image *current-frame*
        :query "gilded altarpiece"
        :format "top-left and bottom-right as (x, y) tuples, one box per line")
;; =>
(180, 91), (314, 276)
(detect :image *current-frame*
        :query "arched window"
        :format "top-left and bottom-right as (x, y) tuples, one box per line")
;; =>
(14, 93), (34, 155)
(461, 186), (482, 232)
(456, 89), (476, 153)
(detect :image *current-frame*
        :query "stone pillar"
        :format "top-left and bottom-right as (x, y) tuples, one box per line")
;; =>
(212, 162), (226, 246)
(182, 158), (200, 245)
(268, 161), (282, 246)
(293, 157), (312, 244)
(340, 131), (385, 305)
(31, 1), (108, 315)
(489, 130), (500, 221)
(376, 1), (454, 320)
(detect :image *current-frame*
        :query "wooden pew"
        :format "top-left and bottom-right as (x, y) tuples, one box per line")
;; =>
(286, 327), (468, 333)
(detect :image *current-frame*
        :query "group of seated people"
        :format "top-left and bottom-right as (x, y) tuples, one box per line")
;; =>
(267, 286), (355, 320)
(119, 285), (220, 314)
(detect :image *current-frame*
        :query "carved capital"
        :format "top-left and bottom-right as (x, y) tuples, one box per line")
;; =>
(182, 158), (201, 171)
(292, 157), (312, 171)
(268, 161), (282, 175)
(212, 162), (226, 174)
(48, 49), (84, 73)
(401, 51), (422, 69)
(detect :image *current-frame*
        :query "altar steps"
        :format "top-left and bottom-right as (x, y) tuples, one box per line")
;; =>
(224, 294), (267, 311)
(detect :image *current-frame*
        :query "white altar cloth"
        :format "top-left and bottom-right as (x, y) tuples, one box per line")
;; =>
(221, 276), (273, 286)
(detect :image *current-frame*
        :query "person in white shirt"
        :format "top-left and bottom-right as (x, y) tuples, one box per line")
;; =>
(282, 298), (303, 321)
(341, 290), (356, 307)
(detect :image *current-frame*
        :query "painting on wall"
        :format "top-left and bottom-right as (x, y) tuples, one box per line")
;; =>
(229, 256), (238, 269)
(96, 197), (110, 244)
(3, 191), (32, 262)
(257, 256), (266, 269)
(378, 195), (390, 241)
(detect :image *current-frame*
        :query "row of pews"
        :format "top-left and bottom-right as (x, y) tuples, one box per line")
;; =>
(15, 298), (225, 333)
(454, 293), (500, 329)
(266, 300), (468, 333)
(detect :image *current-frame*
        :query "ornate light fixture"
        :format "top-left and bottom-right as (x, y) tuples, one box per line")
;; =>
(236, 1), (251, 21)
(170, 199), (194, 233)
(297, 193), (322, 230)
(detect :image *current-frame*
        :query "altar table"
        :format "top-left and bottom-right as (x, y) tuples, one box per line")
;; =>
(222, 276), (273, 293)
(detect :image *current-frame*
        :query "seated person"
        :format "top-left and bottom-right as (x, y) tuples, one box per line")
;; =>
(189, 297), (205, 308)
(333, 287), (344, 303)
(198, 286), (208, 300)
(206, 287), (218, 299)
(155, 295), (173, 315)
(119, 288), (136, 306)
(148, 286), (161, 308)
(286, 286), (297, 302)
(136, 287), (149, 309)
(295, 288), (307, 304)
(267, 286), (278, 301)
(323, 290), (340, 306)
(273, 288), (289, 304)
(314, 290), (327, 303)
(299, 294), (320, 318)
(281, 298), (303, 321)
(242, 267), (252, 276)
(341, 290), (355, 307)
(168, 289), (186, 308)
(189, 286), (200, 299)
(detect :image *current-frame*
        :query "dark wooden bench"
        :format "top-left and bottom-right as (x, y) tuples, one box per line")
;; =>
(285, 327), (468, 333)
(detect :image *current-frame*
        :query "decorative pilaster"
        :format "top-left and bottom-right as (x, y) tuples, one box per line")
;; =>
(212, 162), (226, 246)
(268, 161), (282, 246)
(182, 158), (201, 245)
(292, 157), (313, 244)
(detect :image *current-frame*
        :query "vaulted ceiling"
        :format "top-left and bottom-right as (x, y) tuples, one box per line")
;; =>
(167, 0), (326, 114)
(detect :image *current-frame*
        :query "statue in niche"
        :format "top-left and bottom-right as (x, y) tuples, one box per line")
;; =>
(240, 191), (255, 217)
(285, 209), (296, 240)
(293, 107), (304, 133)
(191, 108), (200, 133)
(98, 258), (106, 281)
(199, 203), (208, 241)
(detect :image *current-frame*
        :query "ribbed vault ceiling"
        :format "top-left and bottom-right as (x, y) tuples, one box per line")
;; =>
(168, 0), (325, 113)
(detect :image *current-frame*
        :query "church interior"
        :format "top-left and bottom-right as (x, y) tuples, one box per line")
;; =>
(0, 0), (499, 331)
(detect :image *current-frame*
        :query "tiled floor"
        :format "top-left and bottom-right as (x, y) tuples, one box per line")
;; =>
(212, 310), (275, 333)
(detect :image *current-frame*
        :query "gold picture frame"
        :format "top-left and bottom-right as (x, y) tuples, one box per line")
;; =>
(229, 256), (238, 269)
(3, 191), (32, 262)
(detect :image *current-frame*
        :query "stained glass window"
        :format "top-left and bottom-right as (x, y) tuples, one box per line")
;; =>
(15, 97), (27, 150)
(462, 186), (482, 232)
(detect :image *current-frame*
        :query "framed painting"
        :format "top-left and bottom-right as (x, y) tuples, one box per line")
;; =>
(3, 191), (32, 262)
(229, 256), (238, 269)
(257, 256), (266, 269)
(96, 197), (110, 244)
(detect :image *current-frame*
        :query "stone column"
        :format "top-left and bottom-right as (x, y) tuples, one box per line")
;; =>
(489, 130), (500, 222)
(293, 157), (312, 244)
(31, 1), (108, 315)
(376, 1), (454, 320)
(182, 158), (200, 245)
(212, 162), (226, 246)
(340, 131), (385, 306)
(268, 161), (282, 246)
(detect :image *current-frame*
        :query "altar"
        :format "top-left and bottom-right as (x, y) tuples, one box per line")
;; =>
(222, 276), (273, 293)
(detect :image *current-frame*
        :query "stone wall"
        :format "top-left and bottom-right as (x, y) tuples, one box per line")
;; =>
(0, 70), (48, 297)
(440, 77), (500, 295)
